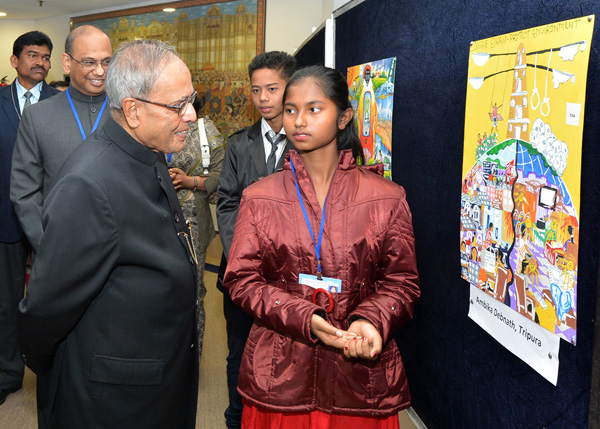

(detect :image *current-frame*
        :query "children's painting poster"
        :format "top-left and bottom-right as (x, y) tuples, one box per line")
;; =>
(347, 57), (396, 179)
(462, 16), (594, 382)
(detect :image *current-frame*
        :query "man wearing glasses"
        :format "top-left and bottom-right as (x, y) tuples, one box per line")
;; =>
(11, 25), (112, 254)
(18, 39), (199, 428)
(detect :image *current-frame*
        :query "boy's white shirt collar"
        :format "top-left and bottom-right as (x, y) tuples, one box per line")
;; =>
(260, 117), (287, 167)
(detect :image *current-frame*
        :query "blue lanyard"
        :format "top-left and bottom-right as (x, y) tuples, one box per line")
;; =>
(167, 153), (173, 162)
(66, 90), (107, 141)
(290, 157), (327, 278)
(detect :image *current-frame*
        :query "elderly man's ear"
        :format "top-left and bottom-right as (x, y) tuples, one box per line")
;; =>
(121, 98), (141, 128)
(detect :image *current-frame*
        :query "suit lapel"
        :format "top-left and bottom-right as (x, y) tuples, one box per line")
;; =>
(1, 81), (57, 134)
(1, 81), (21, 133)
(247, 121), (267, 177)
(39, 81), (56, 101)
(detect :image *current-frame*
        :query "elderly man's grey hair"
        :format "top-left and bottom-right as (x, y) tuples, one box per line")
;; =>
(106, 39), (179, 111)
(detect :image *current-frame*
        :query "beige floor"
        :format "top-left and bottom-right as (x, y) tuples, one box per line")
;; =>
(0, 236), (417, 428)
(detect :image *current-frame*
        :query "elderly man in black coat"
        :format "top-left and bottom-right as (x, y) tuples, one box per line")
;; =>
(18, 39), (199, 428)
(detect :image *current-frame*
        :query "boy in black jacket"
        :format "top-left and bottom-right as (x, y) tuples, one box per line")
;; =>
(216, 51), (296, 429)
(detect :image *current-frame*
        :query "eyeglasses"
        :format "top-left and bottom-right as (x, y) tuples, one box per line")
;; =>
(133, 91), (196, 116)
(68, 54), (111, 71)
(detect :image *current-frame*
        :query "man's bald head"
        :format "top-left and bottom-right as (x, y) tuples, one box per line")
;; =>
(65, 25), (109, 56)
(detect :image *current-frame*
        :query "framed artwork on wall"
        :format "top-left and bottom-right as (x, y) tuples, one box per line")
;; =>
(72, 0), (266, 137)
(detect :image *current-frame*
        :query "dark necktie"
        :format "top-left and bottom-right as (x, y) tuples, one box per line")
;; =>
(265, 130), (285, 174)
(23, 91), (32, 113)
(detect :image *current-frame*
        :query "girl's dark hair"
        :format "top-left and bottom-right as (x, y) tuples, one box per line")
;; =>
(283, 65), (364, 164)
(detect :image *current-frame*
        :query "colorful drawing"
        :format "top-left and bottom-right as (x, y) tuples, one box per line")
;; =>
(347, 57), (396, 179)
(72, 0), (265, 137)
(461, 16), (595, 345)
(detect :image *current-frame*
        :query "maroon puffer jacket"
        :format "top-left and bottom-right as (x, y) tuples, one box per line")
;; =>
(224, 149), (420, 416)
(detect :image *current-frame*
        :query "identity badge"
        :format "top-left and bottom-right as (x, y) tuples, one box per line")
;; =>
(299, 273), (342, 293)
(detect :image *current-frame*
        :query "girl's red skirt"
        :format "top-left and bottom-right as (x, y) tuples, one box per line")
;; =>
(242, 401), (400, 429)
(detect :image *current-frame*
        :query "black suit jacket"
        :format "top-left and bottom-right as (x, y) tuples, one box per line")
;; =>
(217, 120), (292, 261)
(18, 117), (198, 428)
(0, 81), (58, 242)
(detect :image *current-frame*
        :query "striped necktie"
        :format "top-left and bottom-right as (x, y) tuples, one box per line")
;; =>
(265, 131), (285, 174)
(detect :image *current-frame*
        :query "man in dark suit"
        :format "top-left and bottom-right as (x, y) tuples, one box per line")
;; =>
(0, 31), (59, 406)
(18, 39), (199, 428)
(216, 51), (296, 429)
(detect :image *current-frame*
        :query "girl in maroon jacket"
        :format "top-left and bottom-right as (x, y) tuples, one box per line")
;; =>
(224, 65), (420, 429)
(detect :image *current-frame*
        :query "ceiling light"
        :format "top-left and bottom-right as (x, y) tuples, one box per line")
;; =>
(163, 8), (176, 12)
(0, 12), (6, 16)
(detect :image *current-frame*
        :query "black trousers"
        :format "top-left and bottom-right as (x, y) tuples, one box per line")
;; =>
(218, 255), (253, 429)
(0, 237), (28, 391)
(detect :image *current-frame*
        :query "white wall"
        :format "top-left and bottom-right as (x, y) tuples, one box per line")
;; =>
(322, 0), (335, 20)
(1, 0), (337, 83)
(265, 0), (328, 53)
(0, 20), (36, 83)
(38, 16), (71, 83)
(334, 0), (353, 9)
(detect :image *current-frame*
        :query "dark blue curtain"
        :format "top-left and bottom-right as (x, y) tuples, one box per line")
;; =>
(296, 1), (600, 427)
(295, 26), (325, 67)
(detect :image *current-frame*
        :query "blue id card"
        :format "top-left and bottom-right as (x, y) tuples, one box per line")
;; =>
(299, 273), (342, 293)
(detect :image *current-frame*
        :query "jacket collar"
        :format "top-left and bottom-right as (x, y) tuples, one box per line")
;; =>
(1, 80), (58, 131)
(102, 116), (159, 166)
(284, 149), (384, 176)
(1, 81), (21, 131)
(283, 150), (385, 211)
(284, 149), (357, 173)
(67, 85), (106, 103)
(282, 150), (357, 213)
(248, 120), (267, 176)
